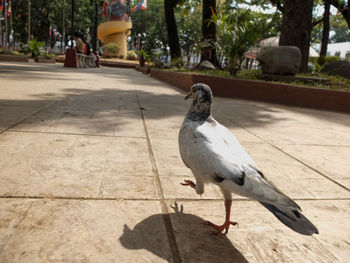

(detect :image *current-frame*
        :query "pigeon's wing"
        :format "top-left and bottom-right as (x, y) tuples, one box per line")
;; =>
(186, 121), (299, 209)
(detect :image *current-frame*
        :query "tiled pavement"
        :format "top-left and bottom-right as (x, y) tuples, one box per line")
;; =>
(0, 62), (349, 262)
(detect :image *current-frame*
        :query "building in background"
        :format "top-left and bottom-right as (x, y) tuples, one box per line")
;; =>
(313, 42), (350, 60)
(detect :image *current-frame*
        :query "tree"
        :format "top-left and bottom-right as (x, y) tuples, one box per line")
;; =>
(201, 0), (219, 66)
(9, 0), (101, 51)
(164, 0), (181, 59)
(319, 0), (330, 65)
(130, 0), (168, 54)
(272, 0), (314, 73)
(177, 1), (201, 61)
(329, 0), (350, 29)
(330, 13), (350, 42)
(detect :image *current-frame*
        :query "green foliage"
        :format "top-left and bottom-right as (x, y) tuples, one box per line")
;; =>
(170, 57), (184, 68)
(311, 3), (350, 44)
(329, 14), (350, 42)
(177, 1), (202, 58)
(127, 50), (137, 59)
(236, 69), (262, 80)
(0, 48), (23, 55)
(210, 9), (264, 75)
(12, 50), (25, 56)
(102, 43), (120, 58)
(137, 49), (150, 66)
(137, 49), (150, 60)
(0, 48), (10, 55)
(21, 40), (45, 58)
(41, 52), (57, 59)
(130, 0), (167, 54)
(11, 0), (102, 49)
(309, 56), (341, 73)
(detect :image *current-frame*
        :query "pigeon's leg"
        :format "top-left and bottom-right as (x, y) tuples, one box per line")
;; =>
(206, 199), (238, 235)
(181, 179), (204, 195)
(181, 179), (196, 188)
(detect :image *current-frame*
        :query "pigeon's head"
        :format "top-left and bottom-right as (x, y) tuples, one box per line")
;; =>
(185, 83), (213, 120)
(185, 83), (213, 105)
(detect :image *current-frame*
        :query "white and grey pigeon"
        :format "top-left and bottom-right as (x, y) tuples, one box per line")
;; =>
(178, 83), (319, 236)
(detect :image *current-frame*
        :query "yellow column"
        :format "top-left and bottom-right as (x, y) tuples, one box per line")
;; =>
(98, 21), (132, 59)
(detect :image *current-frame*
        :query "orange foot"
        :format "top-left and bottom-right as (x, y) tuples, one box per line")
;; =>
(206, 220), (238, 235)
(180, 179), (196, 189)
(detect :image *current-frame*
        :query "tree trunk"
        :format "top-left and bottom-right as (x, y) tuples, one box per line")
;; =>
(201, 0), (218, 66)
(279, 0), (313, 73)
(164, 0), (181, 59)
(319, 0), (330, 66)
(341, 9), (350, 29)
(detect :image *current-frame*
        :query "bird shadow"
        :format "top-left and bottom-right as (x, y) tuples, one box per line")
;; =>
(119, 202), (249, 263)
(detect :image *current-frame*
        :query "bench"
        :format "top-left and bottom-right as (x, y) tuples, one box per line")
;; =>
(77, 53), (95, 68)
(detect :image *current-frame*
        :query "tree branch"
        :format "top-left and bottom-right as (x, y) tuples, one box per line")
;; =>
(269, 0), (284, 12)
(312, 17), (324, 27)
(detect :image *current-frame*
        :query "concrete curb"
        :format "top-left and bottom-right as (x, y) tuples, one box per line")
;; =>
(150, 69), (350, 113)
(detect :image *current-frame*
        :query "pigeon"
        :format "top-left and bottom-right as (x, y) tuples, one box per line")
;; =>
(178, 83), (319, 236)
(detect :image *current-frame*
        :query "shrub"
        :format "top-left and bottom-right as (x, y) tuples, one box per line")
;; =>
(29, 40), (45, 58)
(309, 56), (341, 73)
(137, 50), (150, 66)
(127, 50), (137, 59)
(236, 69), (262, 80)
(210, 9), (263, 75)
(12, 50), (25, 56)
(102, 43), (120, 58)
(41, 52), (56, 59)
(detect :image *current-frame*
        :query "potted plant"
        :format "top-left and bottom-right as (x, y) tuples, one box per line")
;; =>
(138, 49), (149, 67)
(127, 50), (137, 60)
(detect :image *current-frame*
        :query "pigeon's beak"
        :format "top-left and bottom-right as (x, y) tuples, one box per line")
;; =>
(185, 92), (193, 100)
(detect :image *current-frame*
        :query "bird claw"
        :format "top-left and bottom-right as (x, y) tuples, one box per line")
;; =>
(206, 220), (238, 235)
(180, 179), (196, 189)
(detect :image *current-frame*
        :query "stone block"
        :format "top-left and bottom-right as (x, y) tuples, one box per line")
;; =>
(257, 46), (301, 75)
(321, 60), (350, 79)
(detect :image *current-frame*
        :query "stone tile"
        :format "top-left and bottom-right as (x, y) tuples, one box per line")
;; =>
(160, 176), (222, 200)
(0, 104), (47, 131)
(12, 109), (145, 137)
(243, 124), (350, 146)
(278, 145), (350, 188)
(0, 199), (172, 262)
(141, 102), (186, 139)
(242, 143), (350, 199)
(102, 175), (158, 199)
(150, 138), (192, 177)
(166, 200), (349, 262)
(0, 132), (153, 197)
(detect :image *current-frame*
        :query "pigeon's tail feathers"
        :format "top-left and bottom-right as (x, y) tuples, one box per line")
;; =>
(259, 201), (319, 236)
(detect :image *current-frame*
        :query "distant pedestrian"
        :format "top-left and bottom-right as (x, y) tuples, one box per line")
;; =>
(82, 35), (91, 56)
(73, 32), (84, 54)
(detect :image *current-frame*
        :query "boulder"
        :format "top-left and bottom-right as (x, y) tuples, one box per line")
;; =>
(196, 60), (216, 70)
(321, 60), (350, 79)
(257, 46), (301, 75)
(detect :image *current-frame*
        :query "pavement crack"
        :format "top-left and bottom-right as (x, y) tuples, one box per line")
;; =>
(0, 201), (33, 254)
(136, 92), (182, 263)
(229, 120), (350, 192)
(7, 129), (146, 139)
(0, 103), (54, 136)
(98, 160), (110, 197)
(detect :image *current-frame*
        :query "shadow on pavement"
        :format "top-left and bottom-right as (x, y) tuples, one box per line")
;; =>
(119, 202), (248, 263)
(1, 62), (350, 134)
(0, 87), (288, 133)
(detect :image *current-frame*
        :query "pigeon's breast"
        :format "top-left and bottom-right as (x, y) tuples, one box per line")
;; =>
(178, 122), (196, 168)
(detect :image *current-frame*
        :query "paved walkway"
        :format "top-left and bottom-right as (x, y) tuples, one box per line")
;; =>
(0, 61), (349, 263)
